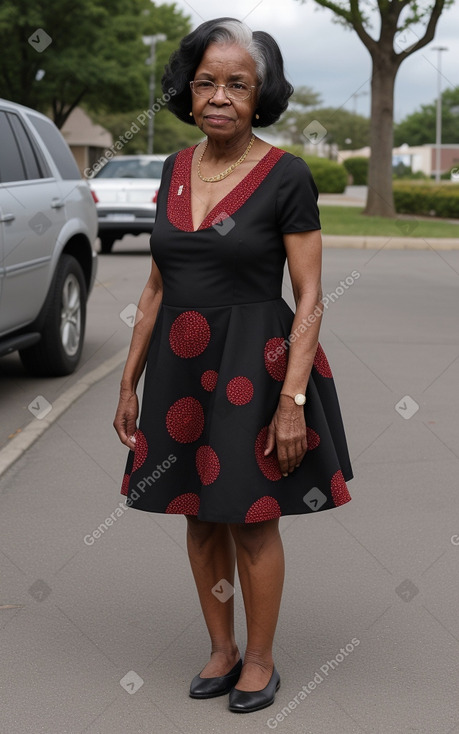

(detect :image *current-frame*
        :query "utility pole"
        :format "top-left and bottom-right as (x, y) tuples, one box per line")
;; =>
(142, 33), (167, 154)
(431, 46), (448, 182)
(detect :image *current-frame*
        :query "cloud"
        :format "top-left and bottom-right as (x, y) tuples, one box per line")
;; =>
(171, 0), (459, 122)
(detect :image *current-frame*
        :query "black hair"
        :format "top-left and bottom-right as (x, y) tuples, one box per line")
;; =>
(161, 17), (294, 128)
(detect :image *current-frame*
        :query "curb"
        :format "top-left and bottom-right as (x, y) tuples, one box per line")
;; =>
(322, 235), (459, 250)
(0, 347), (128, 478)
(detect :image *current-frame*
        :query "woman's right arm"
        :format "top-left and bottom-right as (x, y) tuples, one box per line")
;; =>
(113, 257), (163, 450)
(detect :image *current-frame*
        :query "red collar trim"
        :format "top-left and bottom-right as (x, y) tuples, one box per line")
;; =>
(167, 145), (285, 232)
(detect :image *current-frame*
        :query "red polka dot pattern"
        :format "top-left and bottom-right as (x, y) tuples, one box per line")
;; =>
(196, 445), (220, 485)
(166, 397), (204, 443)
(132, 430), (148, 472)
(331, 470), (351, 506)
(166, 492), (200, 515)
(121, 473), (130, 496)
(245, 496), (282, 523)
(254, 426), (282, 481)
(264, 337), (287, 381)
(226, 376), (254, 405)
(306, 427), (320, 450)
(201, 369), (218, 392)
(313, 343), (333, 378)
(169, 310), (210, 358)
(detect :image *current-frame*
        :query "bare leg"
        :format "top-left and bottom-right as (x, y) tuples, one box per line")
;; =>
(229, 518), (284, 691)
(185, 515), (240, 677)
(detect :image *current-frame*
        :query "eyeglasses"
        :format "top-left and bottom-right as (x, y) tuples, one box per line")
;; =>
(190, 79), (256, 101)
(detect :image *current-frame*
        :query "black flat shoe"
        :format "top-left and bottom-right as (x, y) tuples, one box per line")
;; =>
(228, 666), (280, 713)
(189, 658), (242, 699)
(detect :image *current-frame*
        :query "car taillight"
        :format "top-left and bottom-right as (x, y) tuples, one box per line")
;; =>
(152, 190), (158, 203)
(90, 190), (99, 203)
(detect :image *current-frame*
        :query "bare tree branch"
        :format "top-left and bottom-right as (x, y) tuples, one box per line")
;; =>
(349, 0), (378, 51)
(305, 0), (353, 24)
(394, 0), (447, 67)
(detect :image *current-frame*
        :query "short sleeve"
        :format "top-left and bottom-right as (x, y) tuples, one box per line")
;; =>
(276, 156), (321, 233)
(155, 152), (176, 210)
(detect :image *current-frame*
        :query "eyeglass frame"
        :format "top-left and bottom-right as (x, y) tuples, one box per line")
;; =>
(190, 79), (257, 102)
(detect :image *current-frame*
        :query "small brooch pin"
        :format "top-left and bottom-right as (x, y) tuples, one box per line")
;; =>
(177, 185), (183, 195)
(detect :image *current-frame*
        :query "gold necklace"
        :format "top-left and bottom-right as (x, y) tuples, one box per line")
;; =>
(197, 134), (256, 183)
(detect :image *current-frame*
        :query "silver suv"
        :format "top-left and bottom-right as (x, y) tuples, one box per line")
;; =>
(0, 99), (97, 376)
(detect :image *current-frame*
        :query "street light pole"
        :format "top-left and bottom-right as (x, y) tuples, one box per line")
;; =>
(142, 33), (166, 154)
(431, 46), (448, 183)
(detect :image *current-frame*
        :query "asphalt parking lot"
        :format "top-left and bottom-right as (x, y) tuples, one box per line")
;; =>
(1, 242), (459, 733)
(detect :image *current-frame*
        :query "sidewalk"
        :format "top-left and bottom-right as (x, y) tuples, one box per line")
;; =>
(322, 234), (459, 249)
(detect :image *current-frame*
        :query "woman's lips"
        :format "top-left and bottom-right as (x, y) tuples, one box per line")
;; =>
(204, 115), (234, 124)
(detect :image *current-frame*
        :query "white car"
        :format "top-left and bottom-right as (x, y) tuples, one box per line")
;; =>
(0, 99), (98, 376)
(88, 155), (167, 253)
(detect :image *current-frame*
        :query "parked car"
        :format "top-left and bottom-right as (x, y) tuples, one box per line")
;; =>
(88, 155), (167, 253)
(0, 99), (98, 376)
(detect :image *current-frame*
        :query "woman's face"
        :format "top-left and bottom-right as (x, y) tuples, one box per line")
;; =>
(191, 42), (259, 141)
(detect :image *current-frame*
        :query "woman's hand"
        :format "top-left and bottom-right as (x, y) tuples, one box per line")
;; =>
(113, 388), (139, 451)
(264, 394), (308, 476)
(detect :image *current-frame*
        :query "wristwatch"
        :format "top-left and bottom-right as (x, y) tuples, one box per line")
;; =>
(280, 392), (306, 406)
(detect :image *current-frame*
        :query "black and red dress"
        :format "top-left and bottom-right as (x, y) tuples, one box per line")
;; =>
(120, 145), (353, 523)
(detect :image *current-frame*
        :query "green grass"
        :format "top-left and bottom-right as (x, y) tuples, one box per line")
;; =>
(319, 206), (459, 238)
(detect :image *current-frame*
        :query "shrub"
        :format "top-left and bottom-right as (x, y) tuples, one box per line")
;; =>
(343, 156), (368, 185)
(303, 157), (347, 193)
(393, 169), (429, 180)
(393, 181), (459, 218)
(280, 146), (347, 193)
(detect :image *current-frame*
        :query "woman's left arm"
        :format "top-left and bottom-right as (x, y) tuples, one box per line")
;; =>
(264, 229), (323, 476)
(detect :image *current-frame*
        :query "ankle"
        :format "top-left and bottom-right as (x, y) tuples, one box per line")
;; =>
(243, 650), (273, 671)
(210, 643), (240, 659)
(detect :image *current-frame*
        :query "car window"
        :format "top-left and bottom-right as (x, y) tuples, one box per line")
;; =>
(0, 110), (26, 183)
(7, 112), (50, 180)
(94, 159), (164, 179)
(27, 114), (81, 180)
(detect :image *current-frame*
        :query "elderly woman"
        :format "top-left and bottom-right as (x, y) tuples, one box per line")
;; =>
(114, 17), (353, 714)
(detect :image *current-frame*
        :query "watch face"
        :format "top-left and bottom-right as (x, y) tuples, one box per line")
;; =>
(294, 393), (306, 405)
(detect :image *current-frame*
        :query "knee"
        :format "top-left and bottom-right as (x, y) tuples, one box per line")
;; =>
(185, 515), (224, 548)
(230, 519), (279, 561)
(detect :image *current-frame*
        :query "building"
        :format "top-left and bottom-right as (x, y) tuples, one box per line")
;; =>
(60, 107), (113, 177)
(338, 144), (459, 177)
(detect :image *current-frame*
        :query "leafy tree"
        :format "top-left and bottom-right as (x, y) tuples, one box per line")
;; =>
(93, 107), (202, 155)
(394, 87), (459, 146)
(296, 0), (454, 217)
(306, 107), (370, 149)
(275, 86), (323, 145)
(0, 0), (190, 130)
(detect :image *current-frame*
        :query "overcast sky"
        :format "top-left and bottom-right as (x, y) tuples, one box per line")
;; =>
(168, 0), (459, 124)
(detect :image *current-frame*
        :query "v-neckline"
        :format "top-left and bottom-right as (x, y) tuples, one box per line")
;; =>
(189, 144), (274, 232)
(166, 144), (286, 233)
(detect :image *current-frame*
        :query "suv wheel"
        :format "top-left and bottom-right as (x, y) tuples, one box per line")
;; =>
(19, 255), (87, 376)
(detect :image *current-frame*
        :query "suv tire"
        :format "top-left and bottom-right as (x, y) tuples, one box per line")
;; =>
(19, 255), (87, 376)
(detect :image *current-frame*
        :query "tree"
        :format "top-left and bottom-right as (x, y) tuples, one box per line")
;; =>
(394, 86), (459, 146)
(275, 86), (323, 145)
(297, 0), (454, 217)
(0, 0), (190, 129)
(93, 107), (203, 155)
(305, 107), (370, 150)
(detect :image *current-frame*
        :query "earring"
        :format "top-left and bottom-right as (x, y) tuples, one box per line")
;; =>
(189, 111), (193, 116)
(255, 113), (260, 120)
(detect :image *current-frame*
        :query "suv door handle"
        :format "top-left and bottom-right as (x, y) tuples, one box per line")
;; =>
(51, 199), (65, 209)
(0, 213), (15, 222)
